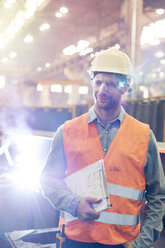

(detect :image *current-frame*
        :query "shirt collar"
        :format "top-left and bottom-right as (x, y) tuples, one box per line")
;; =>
(88, 105), (126, 125)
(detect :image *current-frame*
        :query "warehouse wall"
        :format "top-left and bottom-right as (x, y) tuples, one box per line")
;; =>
(0, 97), (164, 141)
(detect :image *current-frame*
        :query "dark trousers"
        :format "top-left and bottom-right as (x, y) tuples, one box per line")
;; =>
(65, 238), (124, 248)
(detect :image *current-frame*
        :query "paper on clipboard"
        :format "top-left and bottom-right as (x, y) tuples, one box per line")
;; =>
(64, 159), (110, 222)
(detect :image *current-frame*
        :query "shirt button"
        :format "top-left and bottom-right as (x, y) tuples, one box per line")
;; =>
(105, 130), (109, 134)
(104, 148), (107, 152)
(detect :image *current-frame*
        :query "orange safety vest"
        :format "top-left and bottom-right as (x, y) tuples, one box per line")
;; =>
(60, 113), (150, 245)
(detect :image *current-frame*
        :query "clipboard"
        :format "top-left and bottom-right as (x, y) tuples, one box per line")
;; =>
(64, 159), (110, 222)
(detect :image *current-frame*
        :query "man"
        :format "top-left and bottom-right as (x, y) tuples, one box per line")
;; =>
(40, 47), (165, 248)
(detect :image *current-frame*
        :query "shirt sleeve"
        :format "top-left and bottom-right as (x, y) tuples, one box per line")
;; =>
(133, 130), (165, 248)
(40, 124), (81, 217)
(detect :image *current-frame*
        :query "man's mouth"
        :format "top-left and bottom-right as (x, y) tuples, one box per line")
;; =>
(98, 95), (108, 102)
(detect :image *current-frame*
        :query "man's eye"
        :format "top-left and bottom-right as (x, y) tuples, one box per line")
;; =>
(95, 81), (102, 86)
(106, 81), (116, 87)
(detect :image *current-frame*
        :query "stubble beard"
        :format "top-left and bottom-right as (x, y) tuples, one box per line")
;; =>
(96, 96), (120, 111)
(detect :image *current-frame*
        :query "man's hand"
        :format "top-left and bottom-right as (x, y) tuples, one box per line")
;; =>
(76, 197), (102, 222)
(123, 241), (133, 248)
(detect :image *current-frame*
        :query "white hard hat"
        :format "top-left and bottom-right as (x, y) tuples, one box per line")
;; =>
(89, 47), (133, 77)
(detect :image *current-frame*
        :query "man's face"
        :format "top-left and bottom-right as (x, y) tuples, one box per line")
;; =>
(92, 72), (127, 111)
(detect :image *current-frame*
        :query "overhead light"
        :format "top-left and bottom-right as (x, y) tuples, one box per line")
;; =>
(90, 53), (95, 58)
(63, 40), (91, 56)
(63, 45), (77, 55)
(39, 23), (50, 31)
(159, 72), (165, 78)
(37, 66), (42, 72)
(15, 15), (25, 30)
(9, 51), (17, 59)
(139, 86), (149, 98)
(60, 7), (69, 14)
(4, 2), (12, 8)
(155, 51), (164, 58)
(55, 12), (63, 18)
(141, 19), (165, 46)
(156, 9), (165, 15)
(77, 40), (90, 52)
(78, 86), (88, 95)
(160, 59), (165, 64)
(114, 43), (120, 49)
(7, 0), (16, 3)
(45, 62), (50, 68)
(36, 84), (44, 92)
(24, 10), (34, 19)
(26, 0), (37, 12)
(79, 47), (93, 56)
(24, 35), (33, 43)
(0, 0), (48, 53)
(1, 57), (9, 63)
(50, 84), (63, 93)
(151, 39), (160, 46)
(64, 85), (72, 93)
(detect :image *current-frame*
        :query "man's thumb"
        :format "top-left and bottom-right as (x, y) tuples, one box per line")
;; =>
(86, 197), (102, 203)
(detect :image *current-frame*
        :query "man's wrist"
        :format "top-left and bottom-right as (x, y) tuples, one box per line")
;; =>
(66, 196), (81, 217)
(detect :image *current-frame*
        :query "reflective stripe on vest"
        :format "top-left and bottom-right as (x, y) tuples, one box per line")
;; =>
(95, 211), (140, 226)
(107, 183), (145, 201)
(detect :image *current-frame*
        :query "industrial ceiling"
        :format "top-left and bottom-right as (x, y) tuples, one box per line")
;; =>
(0, 0), (165, 83)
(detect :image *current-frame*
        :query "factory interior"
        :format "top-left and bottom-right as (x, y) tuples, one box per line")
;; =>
(0, 0), (165, 247)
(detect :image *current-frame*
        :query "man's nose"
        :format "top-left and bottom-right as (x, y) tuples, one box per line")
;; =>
(99, 83), (108, 91)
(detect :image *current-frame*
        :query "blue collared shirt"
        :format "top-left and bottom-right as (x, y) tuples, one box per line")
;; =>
(41, 106), (165, 248)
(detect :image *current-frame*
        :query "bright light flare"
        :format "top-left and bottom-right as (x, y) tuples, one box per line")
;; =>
(8, 158), (41, 191)
(6, 134), (47, 192)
